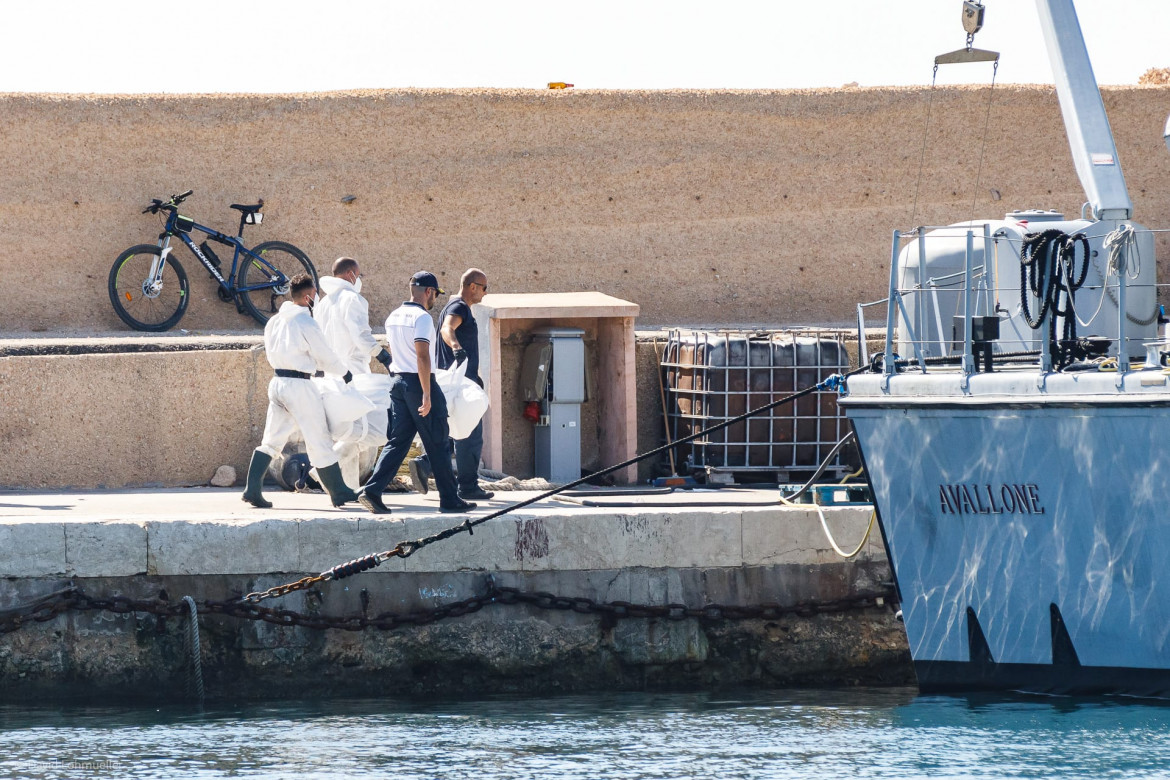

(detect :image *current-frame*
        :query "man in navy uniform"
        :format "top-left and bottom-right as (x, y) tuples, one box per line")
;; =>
(409, 267), (494, 501)
(356, 271), (475, 515)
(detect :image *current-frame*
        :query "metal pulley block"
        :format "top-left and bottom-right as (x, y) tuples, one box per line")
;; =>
(935, 0), (997, 66)
(962, 1), (985, 38)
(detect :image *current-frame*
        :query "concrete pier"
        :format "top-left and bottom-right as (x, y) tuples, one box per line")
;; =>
(0, 488), (909, 701)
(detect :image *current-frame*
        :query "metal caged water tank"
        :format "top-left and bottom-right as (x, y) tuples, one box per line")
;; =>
(662, 331), (858, 483)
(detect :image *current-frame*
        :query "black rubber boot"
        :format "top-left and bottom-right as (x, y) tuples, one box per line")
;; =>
(241, 450), (273, 509)
(317, 463), (360, 507)
(357, 490), (392, 515)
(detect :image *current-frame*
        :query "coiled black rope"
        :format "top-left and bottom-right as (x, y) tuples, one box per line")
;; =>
(1019, 229), (1090, 369)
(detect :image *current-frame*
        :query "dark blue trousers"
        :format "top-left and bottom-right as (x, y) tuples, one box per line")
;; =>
(362, 373), (460, 505)
(453, 419), (484, 492)
(416, 417), (484, 494)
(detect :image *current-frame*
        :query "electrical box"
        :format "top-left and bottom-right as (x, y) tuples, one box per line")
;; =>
(519, 341), (552, 402)
(521, 327), (586, 483)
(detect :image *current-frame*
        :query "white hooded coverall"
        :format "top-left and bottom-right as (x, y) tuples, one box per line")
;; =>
(314, 275), (388, 488)
(258, 300), (351, 468)
(314, 275), (383, 376)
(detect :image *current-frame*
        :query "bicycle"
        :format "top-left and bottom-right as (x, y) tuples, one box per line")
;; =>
(107, 190), (317, 331)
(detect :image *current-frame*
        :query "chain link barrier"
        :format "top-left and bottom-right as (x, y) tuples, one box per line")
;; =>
(242, 367), (869, 604)
(0, 580), (896, 637)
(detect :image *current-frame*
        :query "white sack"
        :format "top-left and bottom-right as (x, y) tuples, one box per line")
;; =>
(352, 373), (392, 408)
(333, 401), (388, 447)
(313, 376), (377, 439)
(434, 360), (490, 440)
(355, 406), (390, 448)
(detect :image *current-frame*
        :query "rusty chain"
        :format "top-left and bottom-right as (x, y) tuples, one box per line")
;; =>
(0, 589), (187, 634)
(238, 574), (329, 604)
(0, 581), (896, 636)
(242, 367), (870, 604)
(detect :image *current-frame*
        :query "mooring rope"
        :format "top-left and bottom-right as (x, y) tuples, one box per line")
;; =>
(774, 431), (876, 559)
(1101, 224), (1160, 327)
(242, 365), (872, 604)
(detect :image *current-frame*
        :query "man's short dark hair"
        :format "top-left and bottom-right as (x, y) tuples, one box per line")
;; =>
(290, 272), (316, 298)
(332, 257), (358, 277)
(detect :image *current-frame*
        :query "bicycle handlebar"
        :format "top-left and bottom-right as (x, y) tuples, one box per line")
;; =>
(142, 189), (194, 214)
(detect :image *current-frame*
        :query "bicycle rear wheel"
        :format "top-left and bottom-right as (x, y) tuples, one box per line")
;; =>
(108, 244), (190, 331)
(236, 241), (317, 325)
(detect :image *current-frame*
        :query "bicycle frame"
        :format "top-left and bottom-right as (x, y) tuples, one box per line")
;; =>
(150, 211), (289, 297)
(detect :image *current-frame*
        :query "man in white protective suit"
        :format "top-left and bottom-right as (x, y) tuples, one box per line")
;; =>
(314, 256), (394, 489)
(241, 272), (361, 509)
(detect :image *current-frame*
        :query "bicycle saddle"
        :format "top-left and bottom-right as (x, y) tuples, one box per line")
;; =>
(230, 202), (263, 213)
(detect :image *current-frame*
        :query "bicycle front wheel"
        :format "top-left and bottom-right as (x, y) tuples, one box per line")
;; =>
(236, 241), (317, 325)
(108, 244), (190, 331)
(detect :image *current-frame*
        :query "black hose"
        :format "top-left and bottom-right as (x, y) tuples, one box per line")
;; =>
(555, 431), (859, 508)
(1019, 229), (1090, 369)
(780, 431), (857, 502)
(874, 349), (1041, 373)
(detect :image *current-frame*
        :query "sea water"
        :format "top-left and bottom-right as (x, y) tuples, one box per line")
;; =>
(0, 688), (1167, 779)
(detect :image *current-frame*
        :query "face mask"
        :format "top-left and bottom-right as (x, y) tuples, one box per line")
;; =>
(352, 277), (363, 294)
(308, 292), (318, 314)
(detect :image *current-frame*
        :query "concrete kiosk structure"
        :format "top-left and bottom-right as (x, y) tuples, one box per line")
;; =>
(474, 292), (640, 484)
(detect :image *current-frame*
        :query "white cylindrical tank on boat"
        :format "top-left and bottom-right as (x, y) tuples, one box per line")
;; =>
(895, 210), (1156, 359)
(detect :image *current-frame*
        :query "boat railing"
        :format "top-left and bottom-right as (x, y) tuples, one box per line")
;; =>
(857, 224), (1168, 382)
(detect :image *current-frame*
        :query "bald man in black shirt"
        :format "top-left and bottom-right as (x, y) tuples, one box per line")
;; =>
(409, 268), (495, 501)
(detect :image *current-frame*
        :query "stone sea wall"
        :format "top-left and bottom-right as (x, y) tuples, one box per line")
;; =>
(0, 503), (908, 701)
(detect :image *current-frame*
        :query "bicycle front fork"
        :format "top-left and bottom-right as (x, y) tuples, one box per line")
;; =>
(150, 235), (175, 287)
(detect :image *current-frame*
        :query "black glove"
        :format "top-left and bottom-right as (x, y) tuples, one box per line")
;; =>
(452, 347), (468, 365)
(343, 371), (353, 384)
(375, 349), (392, 369)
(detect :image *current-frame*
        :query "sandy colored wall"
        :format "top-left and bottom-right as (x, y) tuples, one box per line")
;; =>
(3, 87), (1169, 336)
(1, 340), (655, 489)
